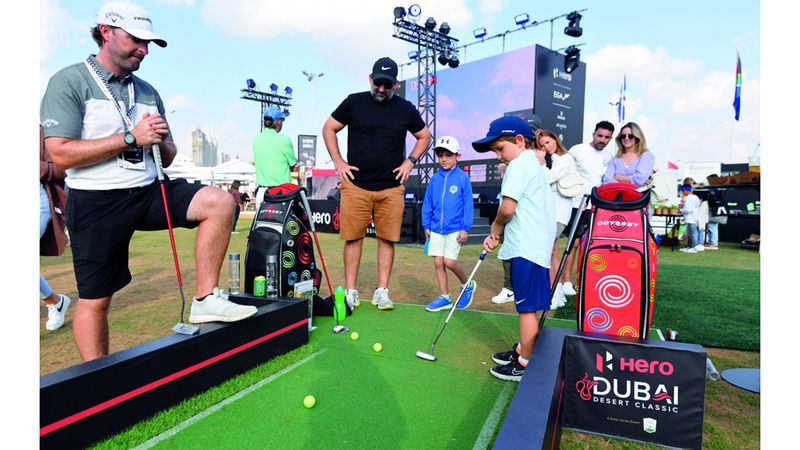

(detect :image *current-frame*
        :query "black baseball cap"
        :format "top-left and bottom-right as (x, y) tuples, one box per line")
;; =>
(371, 57), (398, 83)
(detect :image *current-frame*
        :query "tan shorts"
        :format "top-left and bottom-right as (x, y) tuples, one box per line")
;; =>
(427, 231), (462, 260)
(339, 179), (405, 242)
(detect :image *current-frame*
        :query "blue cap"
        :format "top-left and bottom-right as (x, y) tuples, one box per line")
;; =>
(263, 106), (285, 121)
(472, 115), (534, 152)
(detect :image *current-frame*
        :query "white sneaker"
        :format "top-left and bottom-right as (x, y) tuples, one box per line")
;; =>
(346, 289), (360, 308)
(491, 287), (515, 304)
(561, 281), (577, 296)
(694, 245), (705, 252)
(679, 247), (698, 253)
(550, 284), (567, 310)
(372, 287), (394, 311)
(46, 294), (71, 331)
(189, 287), (258, 323)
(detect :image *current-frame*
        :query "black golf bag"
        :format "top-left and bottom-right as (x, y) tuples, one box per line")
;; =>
(244, 184), (322, 298)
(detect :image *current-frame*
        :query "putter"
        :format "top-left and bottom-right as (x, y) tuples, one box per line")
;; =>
(537, 194), (590, 333)
(416, 250), (487, 362)
(152, 145), (199, 336)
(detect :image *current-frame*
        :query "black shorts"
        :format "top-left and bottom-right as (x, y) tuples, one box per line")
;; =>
(66, 178), (204, 299)
(563, 207), (591, 239)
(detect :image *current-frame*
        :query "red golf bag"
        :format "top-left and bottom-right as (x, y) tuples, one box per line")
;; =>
(244, 184), (322, 297)
(575, 183), (658, 339)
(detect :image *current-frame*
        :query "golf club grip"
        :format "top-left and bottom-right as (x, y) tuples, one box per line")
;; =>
(152, 144), (165, 181)
(538, 194), (590, 331)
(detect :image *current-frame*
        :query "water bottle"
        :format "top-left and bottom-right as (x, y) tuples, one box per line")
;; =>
(334, 286), (346, 323)
(228, 253), (240, 295)
(266, 255), (279, 298)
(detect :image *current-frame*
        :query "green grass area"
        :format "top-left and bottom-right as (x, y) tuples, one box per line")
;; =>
(42, 217), (760, 449)
(552, 242), (760, 352)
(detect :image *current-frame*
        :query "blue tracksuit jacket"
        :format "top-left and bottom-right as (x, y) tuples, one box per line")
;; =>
(421, 166), (474, 234)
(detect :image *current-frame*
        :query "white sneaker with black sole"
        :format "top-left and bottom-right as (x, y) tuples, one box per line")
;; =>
(189, 287), (258, 323)
(46, 294), (71, 331)
(491, 287), (515, 304)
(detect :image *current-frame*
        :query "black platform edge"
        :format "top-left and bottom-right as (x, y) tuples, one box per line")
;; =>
(493, 327), (572, 450)
(493, 328), (706, 449)
(40, 299), (308, 449)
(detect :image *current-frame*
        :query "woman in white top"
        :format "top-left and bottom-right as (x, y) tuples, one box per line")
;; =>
(537, 130), (580, 307)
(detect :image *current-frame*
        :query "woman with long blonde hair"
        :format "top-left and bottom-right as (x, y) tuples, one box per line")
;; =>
(601, 122), (655, 186)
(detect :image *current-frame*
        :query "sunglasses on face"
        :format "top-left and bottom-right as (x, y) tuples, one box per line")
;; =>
(620, 133), (637, 141)
(373, 79), (394, 90)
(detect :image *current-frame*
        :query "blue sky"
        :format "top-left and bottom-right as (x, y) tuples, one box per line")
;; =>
(39, 0), (761, 170)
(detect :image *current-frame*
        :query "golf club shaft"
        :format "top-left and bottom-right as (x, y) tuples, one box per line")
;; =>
(298, 188), (333, 296)
(152, 145), (188, 307)
(538, 194), (590, 332)
(427, 250), (487, 352)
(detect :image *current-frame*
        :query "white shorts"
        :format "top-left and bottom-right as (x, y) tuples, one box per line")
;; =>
(427, 231), (462, 260)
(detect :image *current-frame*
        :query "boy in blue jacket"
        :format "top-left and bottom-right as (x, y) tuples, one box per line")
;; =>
(422, 136), (476, 312)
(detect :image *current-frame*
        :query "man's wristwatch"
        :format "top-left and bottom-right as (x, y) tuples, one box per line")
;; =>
(407, 155), (418, 165)
(123, 131), (137, 148)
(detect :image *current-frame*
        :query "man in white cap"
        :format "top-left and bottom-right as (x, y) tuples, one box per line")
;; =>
(252, 105), (298, 212)
(40, 1), (257, 362)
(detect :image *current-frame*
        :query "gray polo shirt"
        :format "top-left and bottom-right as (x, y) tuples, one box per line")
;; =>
(40, 55), (170, 190)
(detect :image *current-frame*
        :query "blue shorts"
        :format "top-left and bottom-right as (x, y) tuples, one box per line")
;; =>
(509, 257), (551, 313)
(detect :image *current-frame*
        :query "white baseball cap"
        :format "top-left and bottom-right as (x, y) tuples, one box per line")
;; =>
(96, 1), (167, 48)
(434, 135), (460, 154)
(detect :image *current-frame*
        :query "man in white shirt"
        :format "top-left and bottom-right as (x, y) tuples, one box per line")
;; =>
(559, 121), (615, 295)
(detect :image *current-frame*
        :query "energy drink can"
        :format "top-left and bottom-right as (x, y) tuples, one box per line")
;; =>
(253, 276), (266, 297)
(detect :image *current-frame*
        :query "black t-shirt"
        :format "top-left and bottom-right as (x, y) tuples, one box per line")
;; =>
(331, 92), (425, 191)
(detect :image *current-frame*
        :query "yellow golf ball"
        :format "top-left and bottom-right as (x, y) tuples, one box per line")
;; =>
(351, 331), (360, 341)
(373, 342), (383, 352)
(303, 395), (316, 408)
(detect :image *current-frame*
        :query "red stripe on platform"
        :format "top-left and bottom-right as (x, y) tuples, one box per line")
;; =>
(40, 318), (308, 437)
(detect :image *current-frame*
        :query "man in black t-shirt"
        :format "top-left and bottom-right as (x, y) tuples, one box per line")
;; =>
(322, 56), (431, 312)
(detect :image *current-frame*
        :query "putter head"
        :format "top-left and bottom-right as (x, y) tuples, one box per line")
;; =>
(333, 325), (349, 334)
(415, 351), (437, 361)
(173, 322), (200, 335)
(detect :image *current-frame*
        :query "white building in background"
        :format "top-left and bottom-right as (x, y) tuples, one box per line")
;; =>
(192, 126), (218, 167)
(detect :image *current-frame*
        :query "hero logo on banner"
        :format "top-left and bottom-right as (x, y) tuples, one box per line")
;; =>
(563, 335), (706, 449)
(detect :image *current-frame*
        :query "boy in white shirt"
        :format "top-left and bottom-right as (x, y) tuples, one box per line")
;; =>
(679, 184), (703, 253)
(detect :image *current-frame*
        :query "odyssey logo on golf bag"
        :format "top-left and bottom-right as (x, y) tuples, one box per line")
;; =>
(576, 183), (658, 339)
(245, 184), (321, 297)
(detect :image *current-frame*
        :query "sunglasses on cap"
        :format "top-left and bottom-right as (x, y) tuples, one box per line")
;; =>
(619, 133), (637, 140)
(373, 79), (395, 90)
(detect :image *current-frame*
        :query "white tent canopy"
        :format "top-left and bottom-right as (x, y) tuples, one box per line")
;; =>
(164, 158), (256, 185)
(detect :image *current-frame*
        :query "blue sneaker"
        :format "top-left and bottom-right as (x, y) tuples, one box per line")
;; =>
(457, 280), (477, 310)
(425, 295), (452, 312)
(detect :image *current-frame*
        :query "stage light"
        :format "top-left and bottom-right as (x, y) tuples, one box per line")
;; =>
(439, 22), (450, 35)
(246, 79), (256, 89)
(514, 13), (529, 26)
(564, 11), (583, 37)
(283, 109), (290, 117)
(408, 4), (422, 19)
(269, 83), (278, 93)
(284, 86), (293, 96)
(438, 53), (449, 65)
(425, 17), (436, 30)
(473, 27), (487, 39)
(393, 6), (406, 20)
(564, 46), (580, 73)
(409, 50), (419, 60)
(448, 55), (459, 68)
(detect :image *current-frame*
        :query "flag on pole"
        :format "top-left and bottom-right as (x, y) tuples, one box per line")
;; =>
(733, 51), (742, 121)
(667, 161), (679, 170)
(617, 73), (626, 123)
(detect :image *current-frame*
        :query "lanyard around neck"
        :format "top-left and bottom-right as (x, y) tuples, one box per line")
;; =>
(84, 57), (136, 130)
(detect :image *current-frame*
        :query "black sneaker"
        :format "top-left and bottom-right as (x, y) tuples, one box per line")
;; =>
(490, 360), (526, 382)
(491, 343), (519, 365)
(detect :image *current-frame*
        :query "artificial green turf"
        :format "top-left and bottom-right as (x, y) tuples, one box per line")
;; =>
(146, 304), (527, 449)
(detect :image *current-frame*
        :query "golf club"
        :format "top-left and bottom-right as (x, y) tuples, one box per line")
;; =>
(152, 144), (199, 336)
(537, 194), (589, 333)
(297, 188), (333, 297)
(416, 250), (488, 362)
